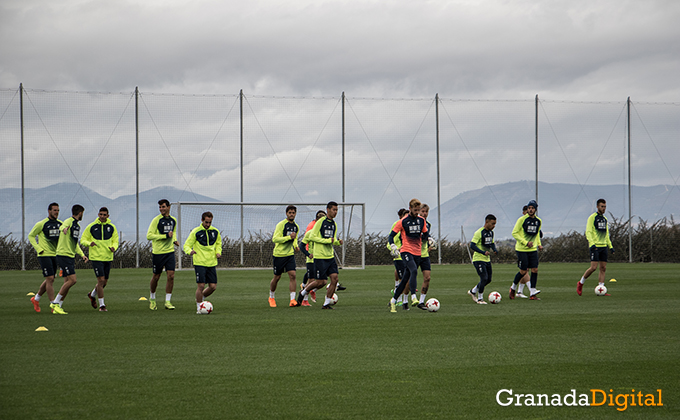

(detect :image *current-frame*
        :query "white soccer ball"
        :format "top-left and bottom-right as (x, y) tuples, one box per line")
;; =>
(330, 293), (338, 305)
(198, 301), (213, 314)
(488, 291), (502, 304)
(595, 284), (608, 296)
(425, 298), (440, 312)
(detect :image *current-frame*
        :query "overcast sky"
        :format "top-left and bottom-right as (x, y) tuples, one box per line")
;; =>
(1, 0), (679, 235)
(2, 0), (680, 100)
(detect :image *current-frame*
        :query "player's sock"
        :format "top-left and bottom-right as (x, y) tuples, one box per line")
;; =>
(472, 285), (479, 294)
(269, 291), (275, 299)
(395, 281), (400, 288)
(518, 283), (525, 294)
(150, 292), (156, 300)
(324, 297), (332, 306)
(290, 292), (296, 301)
(54, 294), (64, 304)
(478, 292), (483, 300)
(579, 277), (585, 284)
(300, 289), (308, 297)
(419, 294), (426, 304)
(98, 298), (104, 307)
(303, 295), (309, 302)
(390, 297), (397, 305)
(530, 272), (538, 288)
(513, 272), (523, 285)
(165, 293), (172, 302)
(91, 287), (97, 298)
(34, 294), (41, 302)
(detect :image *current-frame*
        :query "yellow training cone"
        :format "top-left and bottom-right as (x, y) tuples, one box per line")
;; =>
(27, 292), (35, 296)
(138, 297), (148, 301)
(35, 326), (49, 332)
(609, 278), (617, 282)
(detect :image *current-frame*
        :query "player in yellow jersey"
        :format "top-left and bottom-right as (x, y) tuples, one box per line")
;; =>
(269, 205), (301, 307)
(509, 200), (543, 300)
(577, 199), (614, 296)
(147, 199), (179, 310)
(183, 212), (222, 313)
(81, 207), (119, 312)
(52, 204), (89, 314)
(28, 202), (62, 313)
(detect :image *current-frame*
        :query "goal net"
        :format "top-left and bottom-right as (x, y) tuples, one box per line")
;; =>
(171, 202), (365, 269)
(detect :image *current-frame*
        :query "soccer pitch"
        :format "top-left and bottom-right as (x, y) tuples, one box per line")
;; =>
(1, 263), (678, 419)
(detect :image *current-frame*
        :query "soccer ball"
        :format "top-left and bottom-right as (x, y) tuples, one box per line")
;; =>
(425, 298), (440, 312)
(488, 291), (502, 304)
(198, 301), (213, 314)
(330, 293), (338, 305)
(595, 285), (607, 296)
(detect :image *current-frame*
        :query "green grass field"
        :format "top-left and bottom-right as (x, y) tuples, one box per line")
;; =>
(1, 263), (678, 419)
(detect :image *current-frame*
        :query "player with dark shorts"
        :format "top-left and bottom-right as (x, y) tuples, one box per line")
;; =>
(467, 214), (498, 304)
(297, 202), (343, 309)
(298, 210), (326, 306)
(416, 204), (436, 310)
(28, 202), (63, 313)
(387, 208), (408, 308)
(81, 207), (119, 312)
(269, 205), (301, 308)
(577, 199), (614, 296)
(183, 212), (222, 313)
(388, 198), (429, 313)
(510, 200), (543, 300)
(147, 199), (179, 310)
(52, 204), (89, 314)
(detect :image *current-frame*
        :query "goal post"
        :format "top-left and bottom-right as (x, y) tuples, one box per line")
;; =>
(171, 202), (365, 269)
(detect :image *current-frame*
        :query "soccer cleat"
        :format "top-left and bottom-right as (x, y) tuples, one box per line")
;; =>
(516, 293), (528, 299)
(477, 299), (488, 305)
(604, 293), (611, 296)
(529, 295), (541, 300)
(337, 283), (347, 291)
(309, 290), (317, 303)
(467, 289), (477, 303)
(322, 304), (334, 309)
(30, 296), (41, 313)
(149, 299), (157, 310)
(289, 299), (298, 307)
(268, 297), (276, 308)
(577, 281), (583, 296)
(301, 300), (311, 307)
(87, 292), (97, 309)
(390, 301), (397, 313)
(164, 301), (175, 310)
(403, 302), (409, 310)
(417, 302), (428, 310)
(98, 305), (107, 312)
(509, 287), (516, 299)
(50, 303), (67, 315)
(411, 297), (419, 307)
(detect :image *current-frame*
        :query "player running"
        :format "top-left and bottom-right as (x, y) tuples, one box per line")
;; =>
(268, 205), (301, 308)
(298, 210), (326, 306)
(183, 212), (222, 313)
(147, 199), (179, 310)
(416, 203), (435, 310)
(81, 207), (119, 312)
(387, 208), (408, 309)
(52, 204), (89, 314)
(509, 200), (543, 300)
(28, 203), (62, 313)
(577, 198), (614, 296)
(467, 214), (498, 304)
(387, 198), (429, 313)
(297, 201), (343, 309)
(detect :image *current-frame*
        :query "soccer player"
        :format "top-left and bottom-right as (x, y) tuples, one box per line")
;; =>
(52, 204), (89, 314)
(417, 203), (435, 310)
(269, 205), (301, 307)
(387, 208), (408, 309)
(147, 199), (179, 310)
(387, 198), (429, 313)
(183, 212), (222, 313)
(297, 201), (343, 309)
(28, 202), (62, 313)
(509, 200), (543, 300)
(81, 207), (119, 312)
(298, 210), (326, 306)
(467, 214), (498, 304)
(577, 198), (614, 296)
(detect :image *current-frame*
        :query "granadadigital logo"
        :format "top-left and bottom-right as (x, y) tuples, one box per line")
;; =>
(496, 389), (663, 412)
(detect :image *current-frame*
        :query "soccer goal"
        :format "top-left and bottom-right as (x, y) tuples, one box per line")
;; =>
(171, 202), (365, 269)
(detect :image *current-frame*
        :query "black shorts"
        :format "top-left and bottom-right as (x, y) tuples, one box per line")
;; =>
(92, 261), (111, 279)
(152, 252), (176, 274)
(393, 259), (405, 280)
(590, 247), (609, 262)
(273, 255), (296, 276)
(418, 256), (432, 272)
(516, 251), (539, 271)
(39, 256), (58, 278)
(314, 258), (338, 280)
(306, 262), (316, 280)
(195, 266), (217, 284)
(473, 261), (492, 282)
(56, 256), (76, 277)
